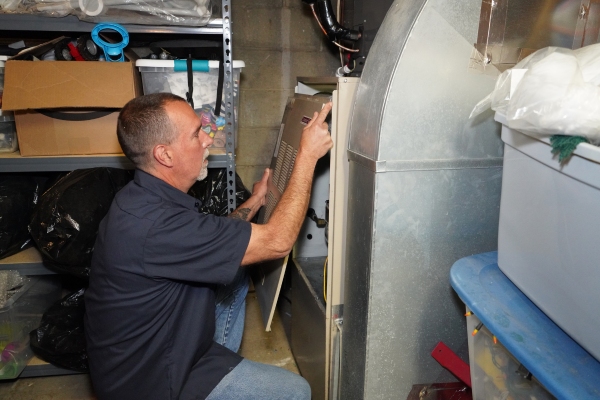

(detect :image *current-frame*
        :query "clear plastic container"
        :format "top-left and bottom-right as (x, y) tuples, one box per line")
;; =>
(0, 57), (9, 110)
(467, 311), (555, 400)
(0, 58), (17, 153)
(0, 275), (61, 379)
(0, 57), (6, 91)
(136, 59), (244, 148)
(0, 116), (18, 154)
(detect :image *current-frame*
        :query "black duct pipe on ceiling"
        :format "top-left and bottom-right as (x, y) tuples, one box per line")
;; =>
(302, 0), (360, 42)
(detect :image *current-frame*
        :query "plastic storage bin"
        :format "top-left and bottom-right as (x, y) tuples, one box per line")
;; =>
(0, 56), (6, 97)
(466, 310), (554, 400)
(496, 113), (600, 361)
(0, 114), (18, 153)
(451, 252), (600, 400)
(0, 58), (17, 153)
(136, 59), (244, 148)
(0, 274), (61, 379)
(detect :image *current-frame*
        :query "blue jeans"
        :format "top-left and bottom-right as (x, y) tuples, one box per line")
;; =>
(206, 359), (311, 400)
(211, 268), (310, 400)
(214, 267), (249, 352)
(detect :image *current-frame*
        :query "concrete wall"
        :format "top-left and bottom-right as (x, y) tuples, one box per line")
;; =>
(232, 0), (340, 186)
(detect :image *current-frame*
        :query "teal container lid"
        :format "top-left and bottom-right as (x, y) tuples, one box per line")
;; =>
(136, 60), (245, 71)
(173, 60), (210, 72)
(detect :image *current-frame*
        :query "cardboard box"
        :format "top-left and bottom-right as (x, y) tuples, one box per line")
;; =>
(1, 60), (140, 156)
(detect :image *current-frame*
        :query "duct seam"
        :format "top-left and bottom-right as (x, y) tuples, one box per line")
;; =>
(348, 150), (503, 172)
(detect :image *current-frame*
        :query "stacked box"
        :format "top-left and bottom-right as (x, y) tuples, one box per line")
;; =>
(2, 61), (140, 156)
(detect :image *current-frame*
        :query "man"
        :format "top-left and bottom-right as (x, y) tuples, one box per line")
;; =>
(84, 92), (333, 400)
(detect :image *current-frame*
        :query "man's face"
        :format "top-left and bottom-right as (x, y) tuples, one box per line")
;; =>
(197, 148), (210, 181)
(166, 101), (214, 186)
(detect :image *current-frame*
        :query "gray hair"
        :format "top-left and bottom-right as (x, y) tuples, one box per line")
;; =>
(117, 93), (188, 168)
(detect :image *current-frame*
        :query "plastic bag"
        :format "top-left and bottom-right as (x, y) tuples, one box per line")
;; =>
(188, 168), (251, 217)
(0, 0), (217, 27)
(0, 336), (33, 379)
(29, 168), (133, 278)
(30, 288), (88, 372)
(0, 270), (25, 308)
(471, 43), (600, 144)
(0, 176), (39, 260)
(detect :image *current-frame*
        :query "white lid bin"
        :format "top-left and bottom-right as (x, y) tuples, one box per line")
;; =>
(497, 112), (600, 361)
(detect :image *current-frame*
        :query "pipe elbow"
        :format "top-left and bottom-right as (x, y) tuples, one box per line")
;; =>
(316, 0), (361, 42)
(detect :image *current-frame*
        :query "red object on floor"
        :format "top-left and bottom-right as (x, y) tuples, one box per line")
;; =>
(431, 341), (471, 388)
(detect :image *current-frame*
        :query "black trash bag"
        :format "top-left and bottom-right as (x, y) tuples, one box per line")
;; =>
(0, 176), (40, 259)
(188, 168), (251, 216)
(30, 288), (88, 372)
(29, 168), (133, 278)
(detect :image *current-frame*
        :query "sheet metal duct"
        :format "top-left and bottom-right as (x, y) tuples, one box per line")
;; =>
(340, 0), (503, 398)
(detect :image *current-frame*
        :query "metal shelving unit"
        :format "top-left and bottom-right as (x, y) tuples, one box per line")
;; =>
(0, 13), (224, 34)
(0, 1), (237, 377)
(0, 2), (237, 199)
(0, 247), (53, 275)
(0, 148), (228, 172)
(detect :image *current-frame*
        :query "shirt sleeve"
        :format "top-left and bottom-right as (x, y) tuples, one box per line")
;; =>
(143, 207), (251, 284)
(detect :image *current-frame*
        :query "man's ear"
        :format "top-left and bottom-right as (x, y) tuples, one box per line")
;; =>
(153, 144), (174, 168)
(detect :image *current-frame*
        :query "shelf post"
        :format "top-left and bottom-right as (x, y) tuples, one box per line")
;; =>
(222, 0), (236, 214)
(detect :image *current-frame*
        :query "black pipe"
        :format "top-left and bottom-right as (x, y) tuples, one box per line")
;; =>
(302, 0), (360, 42)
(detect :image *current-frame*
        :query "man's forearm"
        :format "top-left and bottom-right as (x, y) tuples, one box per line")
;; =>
(228, 195), (263, 222)
(265, 149), (317, 251)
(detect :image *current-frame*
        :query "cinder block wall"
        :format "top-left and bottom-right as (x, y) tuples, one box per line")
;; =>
(232, 0), (340, 187)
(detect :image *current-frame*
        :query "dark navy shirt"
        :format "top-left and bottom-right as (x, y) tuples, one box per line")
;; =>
(84, 169), (251, 400)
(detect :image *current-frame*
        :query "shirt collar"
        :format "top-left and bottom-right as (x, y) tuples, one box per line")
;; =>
(134, 169), (201, 212)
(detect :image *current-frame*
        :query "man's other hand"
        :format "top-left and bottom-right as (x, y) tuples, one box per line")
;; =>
(228, 169), (269, 222)
(299, 102), (334, 162)
(252, 168), (270, 207)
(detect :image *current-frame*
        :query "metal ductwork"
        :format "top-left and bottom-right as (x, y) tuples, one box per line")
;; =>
(339, 0), (504, 397)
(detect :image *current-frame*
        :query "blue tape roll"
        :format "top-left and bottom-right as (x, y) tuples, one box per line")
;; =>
(174, 60), (210, 72)
(91, 23), (129, 62)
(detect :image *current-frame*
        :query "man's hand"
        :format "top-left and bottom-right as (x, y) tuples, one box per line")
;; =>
(299, 102), (334, 162)
(251, 168), (270, 207)
(228, 169), (270, 222)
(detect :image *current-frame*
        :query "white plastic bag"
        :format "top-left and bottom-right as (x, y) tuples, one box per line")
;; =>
(471, 43), (600, 144)
(0, 0), (215, 26)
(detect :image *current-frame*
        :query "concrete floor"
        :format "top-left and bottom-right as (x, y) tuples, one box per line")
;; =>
(0, 290), (299, 399)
